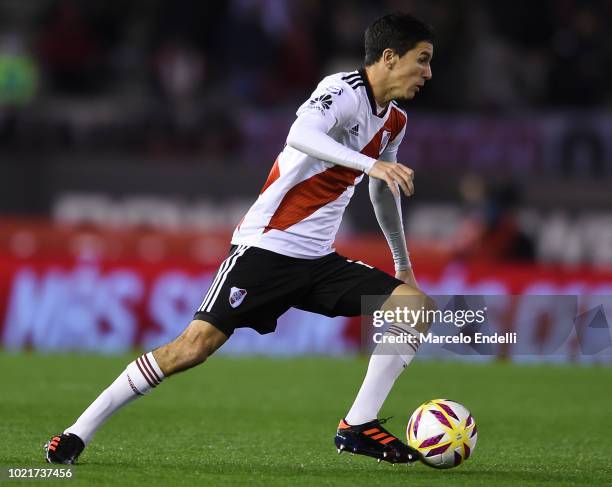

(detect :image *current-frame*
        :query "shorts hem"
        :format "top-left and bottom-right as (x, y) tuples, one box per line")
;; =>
(193, 311), (234, 338)
(342, 276), (404, 316)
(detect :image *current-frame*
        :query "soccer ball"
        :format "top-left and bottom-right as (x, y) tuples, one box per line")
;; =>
(406, 399), (477, 469)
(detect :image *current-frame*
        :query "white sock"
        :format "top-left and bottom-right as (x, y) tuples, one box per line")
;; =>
(345, 324), (420, 425)
(65, 352), (165, 444)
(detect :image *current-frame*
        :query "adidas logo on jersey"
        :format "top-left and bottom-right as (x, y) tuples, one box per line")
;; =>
(349, 124), (359, 136)
(229, 287), (247, 308)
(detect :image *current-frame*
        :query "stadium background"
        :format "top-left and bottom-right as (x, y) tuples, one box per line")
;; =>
(1, 1), (612, 485)
(1, 0), (611, 361)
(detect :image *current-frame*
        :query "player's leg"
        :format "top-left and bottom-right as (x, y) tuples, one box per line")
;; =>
(344, 283), (431, 426)
(337, 283), (431, 464)
(45, 320), (228, 464)
(46, 244), (304, 464)
(297, 255), (429, 463)
(44, 245), (249, 464)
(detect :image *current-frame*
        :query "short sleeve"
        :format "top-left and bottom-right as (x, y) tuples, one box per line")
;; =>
(296, 78), (359, 132)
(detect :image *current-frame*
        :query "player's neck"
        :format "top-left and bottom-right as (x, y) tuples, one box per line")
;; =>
(364, 65), (391, 109)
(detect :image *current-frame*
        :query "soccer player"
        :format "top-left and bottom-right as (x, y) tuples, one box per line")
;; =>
(45, 13), (434, 465)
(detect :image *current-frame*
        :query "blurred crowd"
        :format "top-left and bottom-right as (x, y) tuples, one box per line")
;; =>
(0, 0), (611, 156)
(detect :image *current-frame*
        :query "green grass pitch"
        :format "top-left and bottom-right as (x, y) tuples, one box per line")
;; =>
(1, 352), (611, 486)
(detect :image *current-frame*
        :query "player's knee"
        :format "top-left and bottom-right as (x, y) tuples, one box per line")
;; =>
(392, 284), (435, 306)
(391, 283), (422, 297)
(389, 283), (430, 306)
(174, 320), (226, 368)
(389, 284), (436, 332)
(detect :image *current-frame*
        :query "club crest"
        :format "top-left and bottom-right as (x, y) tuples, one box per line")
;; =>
(229, 287), (247, 308)
(380, 130), (392, 155)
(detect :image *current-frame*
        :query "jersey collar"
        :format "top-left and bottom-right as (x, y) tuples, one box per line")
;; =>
(358, 68), (389, 118)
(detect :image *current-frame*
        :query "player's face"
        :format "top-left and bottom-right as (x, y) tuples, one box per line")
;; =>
(390, 41), (433, 100)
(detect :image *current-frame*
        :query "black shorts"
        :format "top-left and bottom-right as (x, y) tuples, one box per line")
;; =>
(194, 244), (403, 337)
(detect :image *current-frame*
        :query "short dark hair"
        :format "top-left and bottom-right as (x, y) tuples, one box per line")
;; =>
(364, 13), (435, 66)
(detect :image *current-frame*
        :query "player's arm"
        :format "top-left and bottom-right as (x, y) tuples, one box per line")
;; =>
(286, 83), (413, 197)
(287, 112), (376, 173)
(369, 126), (418, 287)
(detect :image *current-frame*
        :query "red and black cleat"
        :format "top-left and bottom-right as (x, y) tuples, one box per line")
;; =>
(334, 418), (419, 464)
(44, 433), (85, 464)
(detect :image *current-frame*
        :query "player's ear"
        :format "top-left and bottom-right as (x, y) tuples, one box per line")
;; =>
(382, 49), (396, 69)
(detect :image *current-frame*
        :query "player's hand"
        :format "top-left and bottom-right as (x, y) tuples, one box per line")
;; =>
(369, 161), (414, 197)
(395, 267), (419, 290)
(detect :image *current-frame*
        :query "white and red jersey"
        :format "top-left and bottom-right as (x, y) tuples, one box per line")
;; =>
(232, 69), (408, 258)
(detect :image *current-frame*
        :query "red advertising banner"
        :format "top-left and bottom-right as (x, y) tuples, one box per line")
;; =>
(1, 252), (611, 361)
(0, 254), (353, 355)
